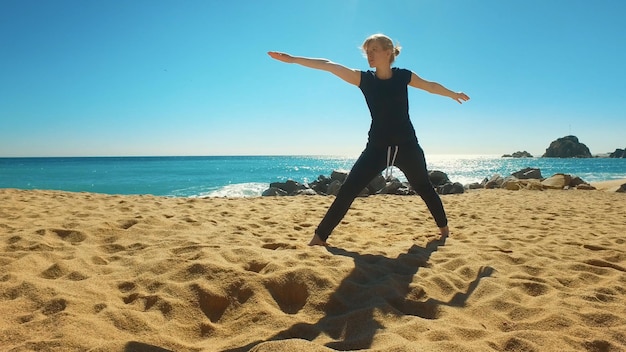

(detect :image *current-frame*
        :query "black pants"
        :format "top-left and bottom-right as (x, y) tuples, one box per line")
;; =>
(315, 141), (448, 241)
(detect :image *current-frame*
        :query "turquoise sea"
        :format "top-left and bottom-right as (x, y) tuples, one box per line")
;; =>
(1, 156), (625, 197)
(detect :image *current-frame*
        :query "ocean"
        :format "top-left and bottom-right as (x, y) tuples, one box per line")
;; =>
(1, 155), (625, 198)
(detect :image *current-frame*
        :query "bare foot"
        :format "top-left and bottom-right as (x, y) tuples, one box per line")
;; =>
(439, 226), (449, 240)
(308, 233), (329, 246)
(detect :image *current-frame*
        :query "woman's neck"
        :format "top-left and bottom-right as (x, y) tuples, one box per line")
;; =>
(375, 66), (392, 79)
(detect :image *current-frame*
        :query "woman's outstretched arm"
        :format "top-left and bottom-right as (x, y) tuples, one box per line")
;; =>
(268, 51), (361, 86)
(409, 72), (470, 104)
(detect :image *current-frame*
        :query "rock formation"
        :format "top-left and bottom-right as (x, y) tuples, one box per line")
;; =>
(471, 168), (595, 191)
(609, 148), (626, 158)
(262, 170), (464, 197)
(262, 166), (612, 196)
(542, 135), (592, 158)
(502, 151), (533, 158)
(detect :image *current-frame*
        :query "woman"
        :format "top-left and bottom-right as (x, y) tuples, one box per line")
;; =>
(268, 34), (470, 246)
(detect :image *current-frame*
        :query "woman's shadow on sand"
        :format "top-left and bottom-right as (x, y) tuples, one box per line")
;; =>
(225, 236), (494, 351)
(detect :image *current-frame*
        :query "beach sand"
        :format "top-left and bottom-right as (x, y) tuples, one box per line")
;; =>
(1, 186), (625, 352)
(591, 179), (626, 193)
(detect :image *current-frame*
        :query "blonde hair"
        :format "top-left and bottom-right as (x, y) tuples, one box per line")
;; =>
(361, 34), (402, 64)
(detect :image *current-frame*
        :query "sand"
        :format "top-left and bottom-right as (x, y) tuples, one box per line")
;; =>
(591, 179), (626, 193)
(1, 186), (625, 352)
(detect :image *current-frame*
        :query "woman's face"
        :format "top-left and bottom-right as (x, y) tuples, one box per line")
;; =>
(365, 41), (391, 68)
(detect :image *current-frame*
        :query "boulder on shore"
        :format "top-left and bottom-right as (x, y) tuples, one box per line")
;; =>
(263, 166), (603, 196)
(262, 170), (460, 196)
(476, 168), (595, 191)
(541, 173), (572, 189)
(511, 167), (542, 180)
(428, 170), (450, 187)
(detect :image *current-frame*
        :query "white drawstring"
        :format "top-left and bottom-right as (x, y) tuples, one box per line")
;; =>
(385, 145), (399, 180)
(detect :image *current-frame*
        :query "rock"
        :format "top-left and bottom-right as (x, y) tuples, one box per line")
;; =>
(466, 182), (484, 190)
(293, 188), (318, 196)
(502, 151), (533, 158)
(498, 178), (541, 190)
(262, 187), (288, 196)
(311, 182), (328, 195)
(609, 148), (626, 158)
(330, 170), (348, 183)
(310, 175), (330, 194)
(428, 170), (450, 187)
(575, 183), (596, 190)
(396, 182), (415, 195)
(449, 182), (465, 194)
(542, 135), (592, 158)
(502, 177), (524, 190)
(379, 178), (403, 194)
(617, 184), (626, 193)
(484, 174), (505, 189)
(367, 174), (386, 194)
(269, 180), (306, 195)
(524, 179), (545, 190)
(437, 182), (464, 194)
(327, 180), (342, 196)
(541, 173), (572, 189)
(511, 167), (543, 180)
(569, 176), (587, 188)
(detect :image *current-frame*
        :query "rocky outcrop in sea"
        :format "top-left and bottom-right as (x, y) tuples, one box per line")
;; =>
(502, 151), (533, 158)
(609, 148), (626, 158)
(542, 135), (592, 158)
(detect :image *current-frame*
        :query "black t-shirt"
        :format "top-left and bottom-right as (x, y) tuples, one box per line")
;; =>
(359, 68), (418, 147)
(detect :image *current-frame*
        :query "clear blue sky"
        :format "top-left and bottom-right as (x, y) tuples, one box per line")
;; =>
(1, 0), (624, 157)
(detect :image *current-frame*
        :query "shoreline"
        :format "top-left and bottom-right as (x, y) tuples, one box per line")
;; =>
(1, 177), (624, 198)
(2, 156), (625, 198)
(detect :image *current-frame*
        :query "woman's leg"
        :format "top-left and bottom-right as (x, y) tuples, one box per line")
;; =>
(395, 143), (448, 233)
(313, 147), (386, 243)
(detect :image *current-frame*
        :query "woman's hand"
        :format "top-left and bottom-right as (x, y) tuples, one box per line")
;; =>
(268, 51), (295, 63)
(453, 92), (470, 104)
